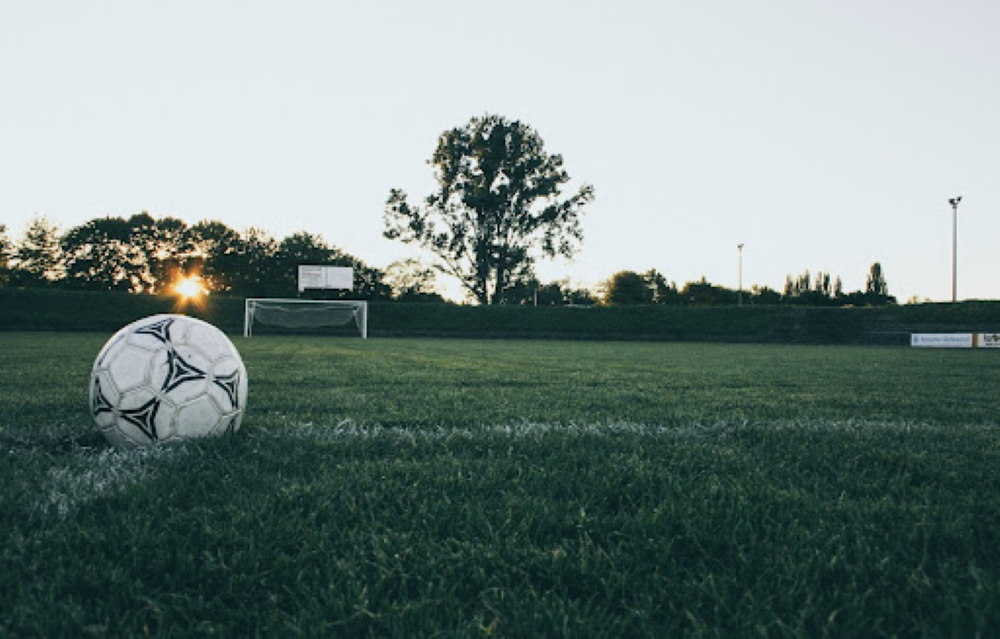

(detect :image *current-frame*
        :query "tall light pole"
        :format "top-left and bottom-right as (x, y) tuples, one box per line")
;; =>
(948, 196), (961, 303)
(737, 243), (744, 306)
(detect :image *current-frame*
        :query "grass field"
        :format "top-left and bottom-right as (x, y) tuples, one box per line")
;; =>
(2, 332), (1000, 636)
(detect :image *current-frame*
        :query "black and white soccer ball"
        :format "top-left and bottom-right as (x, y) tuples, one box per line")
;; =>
(90, 314), (248, 448)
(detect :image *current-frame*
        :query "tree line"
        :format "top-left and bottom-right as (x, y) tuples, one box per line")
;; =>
(0, 214), (406, 300)
(379, 113), (895, 307)
(599, 264), (894, 307)
(0, 213), (894, 306)
(0, 113), (896, 307)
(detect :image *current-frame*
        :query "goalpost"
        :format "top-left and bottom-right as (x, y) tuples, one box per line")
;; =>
(244, 299), (368, 339)
(244, 265), (368, 338)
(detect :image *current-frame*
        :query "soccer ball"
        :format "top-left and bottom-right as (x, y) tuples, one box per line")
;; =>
(90, 314), (248, 448)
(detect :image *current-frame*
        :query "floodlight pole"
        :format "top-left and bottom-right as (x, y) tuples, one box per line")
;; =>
(737, 243), (744, 306)
(948, 196), (961, 303)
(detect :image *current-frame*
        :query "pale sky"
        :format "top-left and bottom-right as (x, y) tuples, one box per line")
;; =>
(2, 0), (997, 302)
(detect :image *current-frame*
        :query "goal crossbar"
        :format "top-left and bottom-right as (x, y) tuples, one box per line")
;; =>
(244, 298), (368, 339)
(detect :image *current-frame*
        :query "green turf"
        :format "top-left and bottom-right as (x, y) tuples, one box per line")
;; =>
(1, 333), (999, 636)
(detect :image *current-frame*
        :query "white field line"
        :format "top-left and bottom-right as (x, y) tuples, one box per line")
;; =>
(31, 419), (995, 519)
(259, 419), (995, 443)
(263, 421), (691, 442)
(37, 446), (182, 520)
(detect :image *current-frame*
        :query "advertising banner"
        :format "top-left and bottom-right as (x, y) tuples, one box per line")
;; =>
(910, 333), (974, 348)
(978, 333), (1000, 348)
(297, 265), (354, 291)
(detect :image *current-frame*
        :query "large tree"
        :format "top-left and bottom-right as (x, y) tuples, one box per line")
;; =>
(127, 212), (195, 292)
(189, 220), (244, 292)
(218, 227), (278, 297)
(644, 269), (680, 304)
(602, 271), (652, 305)
(864, 261), (894, 305)
(61, 216), (137, 291)
(11, 216), (62, 286)
(384, 258), (442, 302)
(61, 213), (195, 292)
(384, 114), (594, 305)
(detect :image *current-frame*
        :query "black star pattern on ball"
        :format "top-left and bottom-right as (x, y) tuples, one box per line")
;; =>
(120, 397), (161, 441)
(213, 370), (241, 409)
(91, 377), (113, 416)
(161, 348), (207, 393)
(135, 318), (175, 344)
(224, 415), (239, 434)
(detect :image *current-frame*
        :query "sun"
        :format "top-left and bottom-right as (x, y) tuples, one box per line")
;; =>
(172, 274), (208, 301)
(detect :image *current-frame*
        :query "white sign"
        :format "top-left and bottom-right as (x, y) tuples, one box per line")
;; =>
(978, 333), (1000, 349)
(910, 333), (974, 348)
(297, 265), (353, 291)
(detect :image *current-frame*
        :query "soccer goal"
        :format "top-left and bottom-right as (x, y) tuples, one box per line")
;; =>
(244, 299), (368, 339)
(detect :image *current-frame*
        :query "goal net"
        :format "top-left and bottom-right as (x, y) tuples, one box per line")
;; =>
(244, 299), (368, 339)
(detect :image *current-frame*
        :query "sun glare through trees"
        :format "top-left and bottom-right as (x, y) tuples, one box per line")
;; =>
(172, 274), (207, 302)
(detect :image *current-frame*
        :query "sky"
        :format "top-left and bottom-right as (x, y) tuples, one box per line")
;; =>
(1, 0), (997, 302)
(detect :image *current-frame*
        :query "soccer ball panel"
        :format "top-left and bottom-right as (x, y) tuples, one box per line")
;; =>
(106, 344), (157, 393)
(174, 395), (224, 439)
(90, 371), (118, 429)
(117, 388), (165, 443)
(127, 315), (179, 350)
(149, 345), (211, 405)
(94, 329), (129, 369)
(184, 321), (236, 361)
(90, 314), (247, 448)
(208, 356), (245, 411)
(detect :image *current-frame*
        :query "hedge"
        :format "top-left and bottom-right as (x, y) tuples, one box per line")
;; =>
(2, 287), (999, 344)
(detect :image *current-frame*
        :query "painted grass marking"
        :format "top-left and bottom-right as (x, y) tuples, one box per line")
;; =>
(37, 446), (182, 520)
(258, 419), (996, 442)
